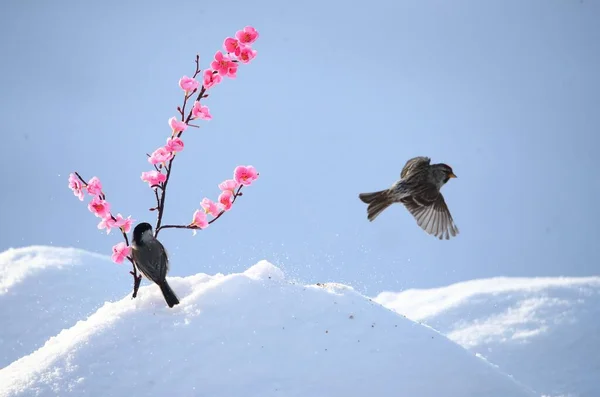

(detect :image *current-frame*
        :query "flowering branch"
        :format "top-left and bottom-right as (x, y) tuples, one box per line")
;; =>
(68, 26), (260, 302)
(69, 172), (142, 297)
(143, 27), (259, 238)
(157, 185), (245, 232)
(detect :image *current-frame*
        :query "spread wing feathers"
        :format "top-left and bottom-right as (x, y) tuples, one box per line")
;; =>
(400, 156), (431, 180)
(132, 242), (169, 283)
(401, 188), (459, 240)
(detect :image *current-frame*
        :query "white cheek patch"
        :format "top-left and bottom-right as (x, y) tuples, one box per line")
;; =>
(140, 230), (154, 243)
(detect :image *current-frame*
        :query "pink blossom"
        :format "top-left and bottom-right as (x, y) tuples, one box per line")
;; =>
(191, 209), (209, 229)
(191, 101), (212, 120)
(88, 197), (111, 218)
(235, 26), (259, 45)
(224, 37), (242, 56)
(211, 51), (234, 76)
(111, 242), (131, 264)
(97, 216), (116, 234)
(239, 47), (257, 64)
(234, 165), (259, 186)
(141, 170), (166, 187)
(218, 178), (239, 192)
(218, 190), (233, 211)
(148, 147), (174, 165)
(169, 117), (188, 134)
(68, 173), (84, 201)
(203, 69), (222, 90)
(86, 176), (103, 196)
(179, 75), (200, 93)
(165, 137), (184, 153)
(201, 198), (221, 217)
(98, 214), (134, 235)
(226, 63), (238, 78)
(113, 213), (135, 233)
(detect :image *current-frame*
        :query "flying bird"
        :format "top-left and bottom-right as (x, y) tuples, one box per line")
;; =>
(358, 156), (459, 240)
(131, 222), (180, 307)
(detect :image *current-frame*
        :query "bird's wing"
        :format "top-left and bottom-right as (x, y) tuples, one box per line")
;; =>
(401, 188), (459, 240)
(400, 156), (431, 180)
(132, 242), (169, 283)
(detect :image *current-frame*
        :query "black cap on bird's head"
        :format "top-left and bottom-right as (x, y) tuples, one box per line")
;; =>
(438, 163), (457, 178)
(132, 222), (153, 245)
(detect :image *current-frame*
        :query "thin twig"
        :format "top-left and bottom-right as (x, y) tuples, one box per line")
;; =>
(157, 186), (244, 233)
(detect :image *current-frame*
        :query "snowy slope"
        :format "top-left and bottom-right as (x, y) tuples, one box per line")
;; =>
(375, 277), (600, 397)
(0, 246), (131, 368)
(0, 246), (534, 397)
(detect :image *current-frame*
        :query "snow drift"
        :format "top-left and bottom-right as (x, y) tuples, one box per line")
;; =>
(375, 277), (600, 397)
(0, 246), (131, 368)
(0, 246), (534, 397)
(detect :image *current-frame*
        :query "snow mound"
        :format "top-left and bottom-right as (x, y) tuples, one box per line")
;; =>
(0, 247), (534, 397)
(0, 246), (104, 292)
(243, 259), (285, 281)
(374, 276), (600, 397)
(0, 246), (131, 368)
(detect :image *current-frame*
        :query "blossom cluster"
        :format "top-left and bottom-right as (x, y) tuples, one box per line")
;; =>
(190, 165), (259, 231)
(68, 174), (134, 264)
(142, 26), (259, 188)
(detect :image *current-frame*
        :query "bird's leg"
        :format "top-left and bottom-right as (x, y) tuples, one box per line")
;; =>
(133, 274), (142, 298)
(129, 268), (143, 299)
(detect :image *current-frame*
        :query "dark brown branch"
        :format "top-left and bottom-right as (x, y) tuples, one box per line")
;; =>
(157, 225), (198, 231)
(154, 188), (160, 210)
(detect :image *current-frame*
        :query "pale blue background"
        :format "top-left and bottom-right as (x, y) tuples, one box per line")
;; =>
(1, 0), (598, 295)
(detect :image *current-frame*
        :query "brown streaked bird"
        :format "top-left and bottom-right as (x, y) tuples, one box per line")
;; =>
(358, 156), (459, 240)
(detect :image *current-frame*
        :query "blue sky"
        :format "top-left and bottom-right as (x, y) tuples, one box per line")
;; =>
(1, 0), (598, 295)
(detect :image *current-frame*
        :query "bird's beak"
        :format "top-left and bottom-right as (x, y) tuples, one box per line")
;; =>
(449, 173), (457, 179)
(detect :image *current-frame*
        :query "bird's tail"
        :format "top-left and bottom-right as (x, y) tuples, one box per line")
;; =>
(159, 280), (180, 308)
(358, 189), (393, 222)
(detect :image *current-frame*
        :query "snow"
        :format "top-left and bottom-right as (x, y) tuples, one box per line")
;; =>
(0, 246), (535, 397)
(0, 246), (131, 368)
(375, 277), (600, 397)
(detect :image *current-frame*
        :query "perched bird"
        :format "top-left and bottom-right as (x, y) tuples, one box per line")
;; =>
(131, 222), (180, 307)
(358, 156), (459, 240)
